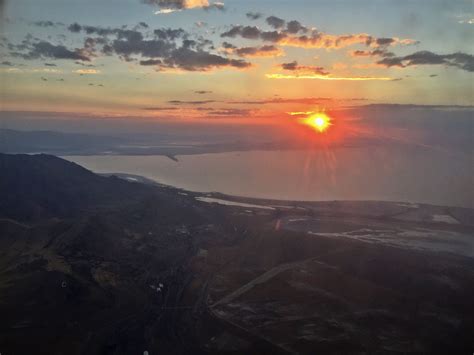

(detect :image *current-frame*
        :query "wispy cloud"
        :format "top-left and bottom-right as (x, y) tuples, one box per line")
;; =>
(31, 20), (64, 28)
(246, 12), (263, 20)
(376, 51), (474, 72)
(73, 69), (101, 74)
(266, 73), (395, 81)
(230, 97), (367, 105)
(269, 60), (395, 81)
(279, 60), (329, 76)
(168, 99), (216, 105)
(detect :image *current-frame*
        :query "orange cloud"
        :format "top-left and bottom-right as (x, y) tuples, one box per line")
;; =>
(222, 24), (417, 50)
(352, 63), (385, 69)
(151, 0), (224, 14)
(332, 62), (348, 70)
(287, 111), (316, 116)
(279, 33), (372, 49)
(280, 34), (417, 49)
(266, 73), (395, 81)
(185, 0), (210, 8)
(73, 69), (101, 74)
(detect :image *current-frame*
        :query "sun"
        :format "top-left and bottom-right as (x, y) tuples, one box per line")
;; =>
(301, 112), (332, 133)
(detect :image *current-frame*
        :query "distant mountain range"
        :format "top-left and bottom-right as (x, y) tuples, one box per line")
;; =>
(6, 127), (466, 158)
(0, 129), (123, 155)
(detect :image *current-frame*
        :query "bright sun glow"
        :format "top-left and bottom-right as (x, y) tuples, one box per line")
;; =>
(301, 112), (332, 133)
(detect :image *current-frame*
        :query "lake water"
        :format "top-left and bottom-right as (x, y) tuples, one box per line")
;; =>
(64, 147), (473, 208)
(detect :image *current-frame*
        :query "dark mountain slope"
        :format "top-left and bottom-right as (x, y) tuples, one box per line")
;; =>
(1, 153), (473, 355)
(0, 154), (209, 355)
(0, 153), (160, 221)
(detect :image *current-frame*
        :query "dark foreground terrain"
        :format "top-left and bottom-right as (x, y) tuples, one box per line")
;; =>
(0, 153), (473, 354)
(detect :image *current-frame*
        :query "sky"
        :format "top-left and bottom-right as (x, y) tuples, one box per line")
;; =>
(0, 0), (473, 125)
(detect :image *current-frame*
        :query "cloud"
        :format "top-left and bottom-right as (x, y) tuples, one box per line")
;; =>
(208, 2), (224, 11)
(349, 49), (395, 57)
(226, 44), (284, 58)
(0, 66), (62, 74)
(142, 0), (224, 14)
(68, 23), (148, 39)
(221, 20), (416, 50)
(221, 41), (236, 49)
(44, 63), (57, 66)
(20, 22), (249, 72)
(139, 59), (163, 66)
(286, 20), (307, 34)
(143, 0), (206, 9)
(287, 111), (317, 117)
(73, 69), (101, 74)
(266, 73), (395, 81)
(143, 106), (180, 111)
(377, 51), (474, 72)
(195, 90), (212, 94)
(280, 60), (329, 76)
(266, 16), (285, 29)
(75, 61), (96, 67)
(142, 45), (249, 71)
(142, 105), (252, 118)
(154, 8), (179, 14)
(153, 28), (186, 40)
(266, 61), (396, 81)
(168, 99), (215, 105)
(221, 26), (288, 43)
(32, 20), (64, 28)
(458, 18), (474, 24)
(32, 68), (62, 73)
(351, 103), (474, 111)
(0, 67), (23, 73)
(246, 12), (262, 20)
(159, 47), (251, 71)
(195, 21), (207, 27)
(13, 40), (91, 61)
(221, 25), (261, 39)
(68, 23), (82, 33)
(151, 96), (367, 107)
(207, 108), (252, 117)
(161, 96), (367, 107)
(1, 60), (13, 66)
(332, 62), (348, 70)
(232, 97), (333, 105)
(67, 23), (251, 71)
(280, 33), (416, 49)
